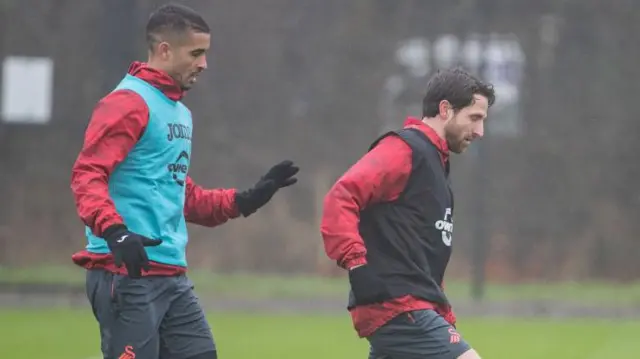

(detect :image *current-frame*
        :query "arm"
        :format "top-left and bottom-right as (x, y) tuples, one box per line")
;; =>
(70, 90), (148, 236)
(320, 135), (413, 269)
(184, 160), (298, 227)
(183, 177), (240, 227)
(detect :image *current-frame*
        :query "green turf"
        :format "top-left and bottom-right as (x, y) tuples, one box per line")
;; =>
(0, 308), (638, 358)
(2, 265), (640, 304)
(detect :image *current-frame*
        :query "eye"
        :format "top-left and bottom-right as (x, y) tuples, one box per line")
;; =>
(190, 49), (205, 57)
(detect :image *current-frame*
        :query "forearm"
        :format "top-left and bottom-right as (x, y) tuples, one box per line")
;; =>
(320, 182), (369, 269)
(71, 162), (124, 236)
(183, 177), (240, 227)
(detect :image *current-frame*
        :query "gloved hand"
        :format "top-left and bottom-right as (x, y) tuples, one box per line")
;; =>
(235, 160), (299, 217)
(348, 265), (392, 306)
(102, 224), (162, 279)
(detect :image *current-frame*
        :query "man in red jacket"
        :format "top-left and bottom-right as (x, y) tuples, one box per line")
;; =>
(71, 4), (297, 359)
(321, 68), (495, 359)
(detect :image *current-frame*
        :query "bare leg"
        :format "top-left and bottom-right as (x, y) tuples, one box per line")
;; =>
(457, 348), (481, 359)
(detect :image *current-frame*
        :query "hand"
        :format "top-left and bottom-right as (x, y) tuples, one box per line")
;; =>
(261, 160), (299, 187)
(348, 265), (392, 306)
(103, 224), (162, 278)
(235, 160), (299, 217)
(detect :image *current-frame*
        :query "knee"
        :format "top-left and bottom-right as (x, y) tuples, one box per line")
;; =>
(457, 348), (481, 359)
(186, 350), (217, 359)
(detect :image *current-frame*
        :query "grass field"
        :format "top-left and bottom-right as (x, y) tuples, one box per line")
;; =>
(2, 266), (640, 357)
(2, 265), (640, 304)
(1, 308), (639, 358)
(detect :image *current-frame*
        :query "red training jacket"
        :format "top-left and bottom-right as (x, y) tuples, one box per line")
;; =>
(320, 117), (457, 338)
(70, 61), (240, 276)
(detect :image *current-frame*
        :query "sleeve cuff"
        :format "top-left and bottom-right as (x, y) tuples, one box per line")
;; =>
(229, 188), (241, 218)
(343, 256), (368, 270)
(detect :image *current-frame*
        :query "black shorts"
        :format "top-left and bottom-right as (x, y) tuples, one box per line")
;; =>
(366, 309), (472, 359)
(85, 269), (216, 359)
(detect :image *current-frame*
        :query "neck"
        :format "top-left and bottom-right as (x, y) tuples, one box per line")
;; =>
(146, 57), (168, 74)
(421, 116), (446, 141)
(145, 58), (180, 87)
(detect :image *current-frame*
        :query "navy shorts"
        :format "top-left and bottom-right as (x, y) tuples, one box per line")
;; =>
(85, 269), (216, 359)
(366, 309), (472, 359)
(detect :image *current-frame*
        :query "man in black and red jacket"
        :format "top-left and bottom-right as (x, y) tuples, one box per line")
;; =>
(321, 68), (495, 359)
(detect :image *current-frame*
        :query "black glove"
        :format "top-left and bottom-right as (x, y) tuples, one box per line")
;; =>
(348, 265), (392, 306)
(102, 224), (162, 279)
(235, 160), (299, 217)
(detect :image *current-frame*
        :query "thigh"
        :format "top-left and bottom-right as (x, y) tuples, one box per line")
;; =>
(367, 309), (472, 359)
(160, 276), (216, 359)
(86, 269), (170, 359)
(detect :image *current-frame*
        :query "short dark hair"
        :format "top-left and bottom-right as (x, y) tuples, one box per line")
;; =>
(146, 3), (210, 49)
(422, 67), (496, 117)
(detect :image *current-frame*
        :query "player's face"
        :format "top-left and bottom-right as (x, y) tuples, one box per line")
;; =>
(166, 30), (210, 91)
(443, 94), (489, 153)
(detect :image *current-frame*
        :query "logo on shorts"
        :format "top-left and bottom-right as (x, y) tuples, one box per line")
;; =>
(118, 345), (135, 359)
(448, 327), (461, 344)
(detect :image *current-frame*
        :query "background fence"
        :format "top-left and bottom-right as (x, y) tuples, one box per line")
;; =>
(1, 0), (639, 289)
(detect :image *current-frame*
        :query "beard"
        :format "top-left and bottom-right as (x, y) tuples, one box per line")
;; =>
(444, 126), (465, 153)
(444, 116), (474, 154)
(167, 70), (195, 92)
(448, 139), (466, 154)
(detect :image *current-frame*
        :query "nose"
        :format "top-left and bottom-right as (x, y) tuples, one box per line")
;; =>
(473, 121), (484, 138)
(198, 55), (208, 70)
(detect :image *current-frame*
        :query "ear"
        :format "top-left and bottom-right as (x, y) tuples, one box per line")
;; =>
(438, 100), (452, 121)
(157, 41), (171, 60)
